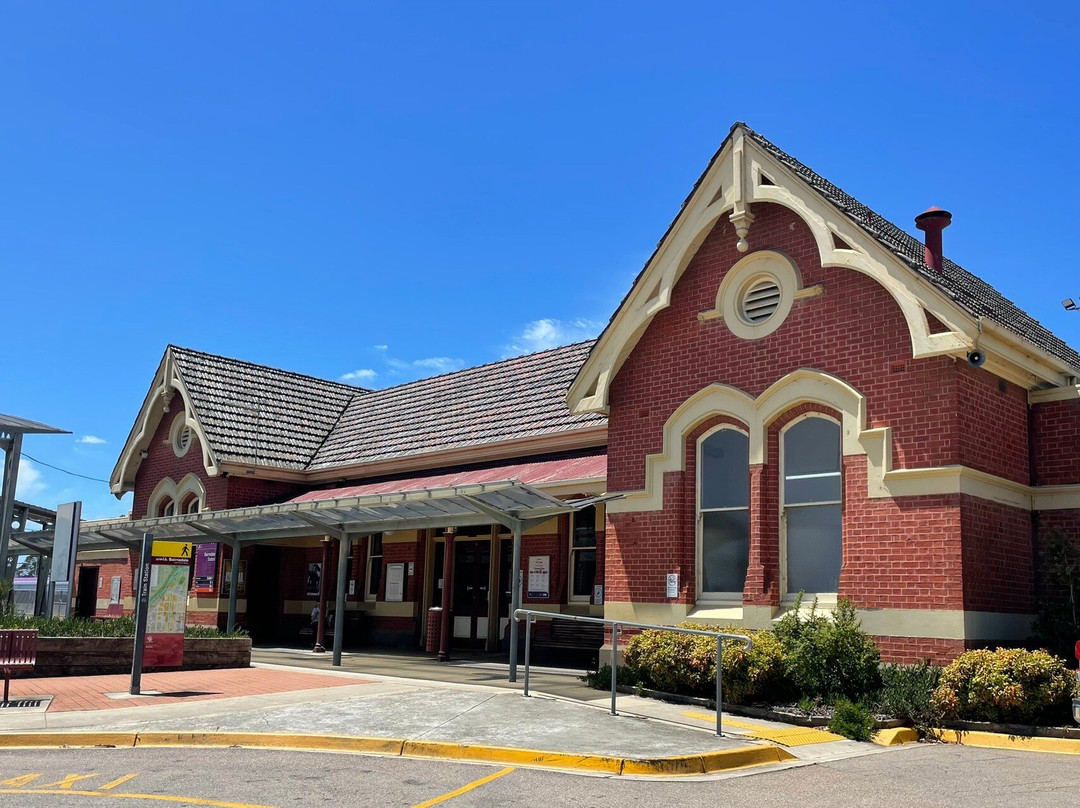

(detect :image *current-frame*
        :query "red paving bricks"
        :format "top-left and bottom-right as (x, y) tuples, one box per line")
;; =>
(9, 667), (371, 713)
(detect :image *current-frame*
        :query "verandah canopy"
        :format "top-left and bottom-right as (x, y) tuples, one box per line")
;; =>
(20, 480), (611, 677)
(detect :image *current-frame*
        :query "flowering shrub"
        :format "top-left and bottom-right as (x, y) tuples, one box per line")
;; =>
(623, 623), (788, 704)
(931, 648), (1077, 725)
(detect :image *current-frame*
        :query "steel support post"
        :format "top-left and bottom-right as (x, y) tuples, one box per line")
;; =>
(314, 537), (331, 653)
(507, 521), (523, 682)
(437, 528), (456, 662)
(332, 535), (350, 666)
(716, 635), (723, 736)
(226, 542), (241, 633)
(523, 615), (532, 697)
(130, 533), (153, 696)
(0, 433), (23, 582)
(610, 623), (618, 715)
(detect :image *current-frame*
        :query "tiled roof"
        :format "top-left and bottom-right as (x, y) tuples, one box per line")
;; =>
(289, 452), (607, 502)
(309, 341), (606, 470)
(170, 341), (605, 473)
(742, 125), (1080, 371)
(171, 346), (359, 470)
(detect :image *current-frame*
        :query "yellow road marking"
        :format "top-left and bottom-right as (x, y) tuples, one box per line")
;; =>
(0, 789), (280, 808)
(0, 773), (42, 787)
(681, 711), (845, 746)
(100, 774), (140, 790)
(40, 773), (99, 789)
(409, 766), (515, 808)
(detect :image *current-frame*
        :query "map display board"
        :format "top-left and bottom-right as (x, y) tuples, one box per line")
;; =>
(144, 541), (191, 668)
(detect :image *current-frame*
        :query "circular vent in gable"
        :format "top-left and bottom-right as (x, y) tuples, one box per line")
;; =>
(740, 277), (782, 324)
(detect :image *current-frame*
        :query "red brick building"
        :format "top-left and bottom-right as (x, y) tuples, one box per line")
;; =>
(84, 123), (1079, 663)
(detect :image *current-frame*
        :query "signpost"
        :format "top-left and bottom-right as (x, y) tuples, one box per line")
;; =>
(131, 535), (192, 695)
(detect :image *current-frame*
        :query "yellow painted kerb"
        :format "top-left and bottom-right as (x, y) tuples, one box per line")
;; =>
(939, 729), (1080, 756)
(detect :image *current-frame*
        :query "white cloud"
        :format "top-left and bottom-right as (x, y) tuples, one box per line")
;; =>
(373, 344), (388, 351)
(77, 435), (106, 445)
(503, 318), (603, 357)
(340, 368), (378, 383)
(412, 357), (465, 373)
(14, 458), (46, 500)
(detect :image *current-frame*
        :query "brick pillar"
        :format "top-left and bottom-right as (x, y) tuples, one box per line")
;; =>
(437, 528), (456, 662)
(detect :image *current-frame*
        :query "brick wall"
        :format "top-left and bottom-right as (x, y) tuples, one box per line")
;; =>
(1032, 398), (1080, 486)
(133, 410), (225, 517)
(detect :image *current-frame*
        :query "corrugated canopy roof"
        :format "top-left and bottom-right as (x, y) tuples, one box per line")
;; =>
(76, 481), (611, 548)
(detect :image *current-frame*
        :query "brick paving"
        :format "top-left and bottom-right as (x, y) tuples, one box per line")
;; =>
(8, 667), (371, 713)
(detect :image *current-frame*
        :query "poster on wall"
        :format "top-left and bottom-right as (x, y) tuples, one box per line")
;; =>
(385, 563), (405, 602)
(222, 560), (247, 597)
(527, 555), (550, 599)
(193, 544), (218, 593)
(144, 541), (191, 668)
(306, 562), (322, 596)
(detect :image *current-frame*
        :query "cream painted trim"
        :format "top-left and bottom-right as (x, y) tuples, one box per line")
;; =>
(75, 549), (131, 562)
(607, 368), (1080, 514)
(603, 601), (1033, 641)
(717, 250), (800, 340)
(111, 347), (223, 495)
(1029, 384), (1080, 404)
(145, 473), (207, 519)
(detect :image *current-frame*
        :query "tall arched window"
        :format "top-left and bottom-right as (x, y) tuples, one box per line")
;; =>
(698, 428), (750, 597)
(782, 416), (842, 596)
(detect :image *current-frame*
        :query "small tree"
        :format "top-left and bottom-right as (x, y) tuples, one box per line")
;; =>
(1032, 531), (1080, 659)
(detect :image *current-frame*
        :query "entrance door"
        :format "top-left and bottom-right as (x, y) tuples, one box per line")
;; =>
(246, 546), (282, 644)
(74, 566), (99, 618)
(451, 540), (491, 648)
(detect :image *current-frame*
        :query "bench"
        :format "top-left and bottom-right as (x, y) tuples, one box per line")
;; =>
(1, 629), (38, 704)
(532, 618), (604, 668)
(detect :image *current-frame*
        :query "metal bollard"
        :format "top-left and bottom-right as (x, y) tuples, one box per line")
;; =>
(523, 616), (533, 697)
(715, 635), (723, 736)
(610, 622), (618, 716)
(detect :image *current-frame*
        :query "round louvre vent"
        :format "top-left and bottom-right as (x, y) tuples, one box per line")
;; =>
(741, 277), (782, 323)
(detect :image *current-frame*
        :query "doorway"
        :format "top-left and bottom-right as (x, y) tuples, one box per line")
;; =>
(74, 566), (99, 618)
(451, 540), (491, 648)
(246, 546), (281, 644)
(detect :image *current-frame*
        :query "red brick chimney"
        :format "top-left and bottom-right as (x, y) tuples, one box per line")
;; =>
(914, 207), (952, 274)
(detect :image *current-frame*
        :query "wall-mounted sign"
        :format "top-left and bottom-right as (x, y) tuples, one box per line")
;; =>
(222, 560), (247, 597)
(110, 576), (122, 605)
(193, 544), (218, 593)
(528, 555), (550, 599)
(306, 562), (322, 596)
(666, 573), (679, 599)
(386, 563), (405, 602)
(593, 584), (604, 605)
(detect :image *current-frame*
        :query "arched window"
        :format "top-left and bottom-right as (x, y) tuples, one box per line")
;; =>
(157, 498), (176, 518)
(782, 416), (842, 595)
(698, 428), (750, 597)
(179, 492), (201, 515)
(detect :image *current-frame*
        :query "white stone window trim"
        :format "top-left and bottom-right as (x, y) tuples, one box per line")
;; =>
(568, 506), (597, 604)
(146, 473), (206, 519)
(778, 412), (843, 603)
(697, 250), (822, 340)
(169, 412), (194, 458)
(695, 423), (751, 606)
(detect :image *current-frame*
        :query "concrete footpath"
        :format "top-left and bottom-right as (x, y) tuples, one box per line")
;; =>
(0, 650), (888, 777)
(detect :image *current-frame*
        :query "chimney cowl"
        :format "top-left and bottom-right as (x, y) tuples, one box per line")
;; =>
(914, 207), (952, 274)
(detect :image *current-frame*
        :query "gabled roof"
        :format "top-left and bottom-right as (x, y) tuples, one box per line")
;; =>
(171, 346), (360, 470)
(112, 341), (606, 493)
(309, 341), (606, 470)
(743, 126), (1080, 371)
(570, 123), (1080, 413)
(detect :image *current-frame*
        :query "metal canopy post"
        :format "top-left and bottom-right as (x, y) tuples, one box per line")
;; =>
(0, 432), (23, 580)
(507, 520), (523, 682)
(226, 541), (241, 633)
(332, 534), (350, 666)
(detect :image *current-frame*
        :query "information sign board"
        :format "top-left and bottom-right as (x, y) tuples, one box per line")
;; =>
(527, 555), (550, 599)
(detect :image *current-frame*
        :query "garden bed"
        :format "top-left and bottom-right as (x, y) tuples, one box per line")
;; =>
(27, 636), (251, 677)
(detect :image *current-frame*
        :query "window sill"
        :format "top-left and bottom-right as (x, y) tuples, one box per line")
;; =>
(687, 604), (744, 622)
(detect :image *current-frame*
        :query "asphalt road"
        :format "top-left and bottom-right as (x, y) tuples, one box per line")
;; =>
(0, 744), (1078, 808)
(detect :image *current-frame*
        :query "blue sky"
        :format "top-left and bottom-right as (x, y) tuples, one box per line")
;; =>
(2, 2), (1078, 520)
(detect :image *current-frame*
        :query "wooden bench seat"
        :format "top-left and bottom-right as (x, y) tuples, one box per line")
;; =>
(532, 618), (604, 667)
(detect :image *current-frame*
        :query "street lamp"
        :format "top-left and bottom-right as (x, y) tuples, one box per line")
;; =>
(1064, 298), (1078, 311)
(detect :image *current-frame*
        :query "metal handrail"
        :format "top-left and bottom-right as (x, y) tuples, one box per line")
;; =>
(513, 608), (751, 736)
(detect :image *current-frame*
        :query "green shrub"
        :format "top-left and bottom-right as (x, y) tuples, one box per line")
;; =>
(931, 647), (1077, 725)
(580, 664), (643, 691)
(623, 623), (788, 704)
(878, 660), (943, 735)
(775, 597), (881, 701)
(0, 613), (246, 639)
(828, 698), (875, 741)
